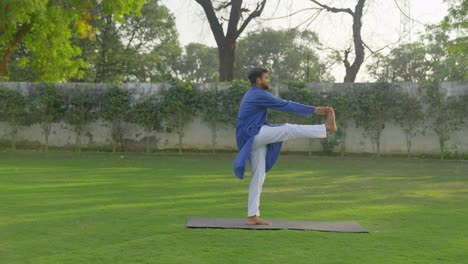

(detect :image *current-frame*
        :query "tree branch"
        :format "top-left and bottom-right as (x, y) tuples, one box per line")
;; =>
(309, 0), (353, 16)
(226, 0), (242, 39)
(195, 0), (225, 45)
(343, 47), (351, 70)
(235, 0), (266, 39)
(214, 1), (232, 11)
(0, 22), (33, 76)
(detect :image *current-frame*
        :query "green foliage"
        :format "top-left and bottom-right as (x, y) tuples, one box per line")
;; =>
(393, 91), (425, 158)
(367, 43), (428, 82)
(276, 82), (325, 155)
(29, 84), (66, 151)
(276, 82), (322, 125)
(235, 29), (333, 82)
(0, 86), (29, 150)
(320, 86), (356, 156)
(100, 83), (133, 152)
(64, 86), (100, 152)
(132, 93), (165, 152)
(198, 87), (229, 152)
(442, 0), (468, 78)
(72, 0), (180, 83)
(368, 25), (468, 82)
(353, 83), (399, 157)
(222, 80), (250, 126)
(197, 81), (249, 152)
(160, 79), (200, 153)
(421, 82), (467, 159)
(173, 43), (218, 83)
(0, 0), (146, 81)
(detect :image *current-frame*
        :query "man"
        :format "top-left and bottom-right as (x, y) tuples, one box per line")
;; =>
(234, 66), (337, 225)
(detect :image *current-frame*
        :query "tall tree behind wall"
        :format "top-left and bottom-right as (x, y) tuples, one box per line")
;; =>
(194, 0), (267, 81)
(308, 0), (366, 82)
(0, 0), (146, 82)
(75, 0), (181, 83)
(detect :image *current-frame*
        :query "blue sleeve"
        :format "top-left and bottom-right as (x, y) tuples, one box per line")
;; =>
(253, 90), (315, 117)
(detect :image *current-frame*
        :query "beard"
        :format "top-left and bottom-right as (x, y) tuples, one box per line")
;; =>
(261, 83), (270, 90)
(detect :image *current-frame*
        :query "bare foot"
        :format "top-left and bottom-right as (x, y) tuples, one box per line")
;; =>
(245, 215), (271, 225)
(326, 107), (337, 133)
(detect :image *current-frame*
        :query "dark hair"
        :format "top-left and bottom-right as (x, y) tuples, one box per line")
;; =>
(248, 66), (268, 84)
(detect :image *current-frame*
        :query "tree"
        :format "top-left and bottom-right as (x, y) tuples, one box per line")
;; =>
(423, 25), (468, 82)
(235, 28), (333, 82)
(422, 83), (467, 160)
(132, 94), (165, 152)
(323, 87), (356, 156)
(100, 84), (133, 152)
(368, 26), (468, 82)
(71, 0), (180, 83)
(64, 86), (100, 153)
(198, 86), (235, 152)
(367, 43), (429, 82)
(309, 0), (366, 82)
(0, 87), (29, 150)
(222, 80), (250, 126)
(353, 82), (399, 157)
(393, 91), (425, 158)
(0, 0), (146, 81)
(160, 80), (199, 153)
(29, 84), (66, 151)
(172, 43), (219, 82)
(194, 0), (267, 81)
(442, 0), (468, 79)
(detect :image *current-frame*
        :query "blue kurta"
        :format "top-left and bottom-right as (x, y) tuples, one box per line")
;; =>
(233, 86), (316, 179)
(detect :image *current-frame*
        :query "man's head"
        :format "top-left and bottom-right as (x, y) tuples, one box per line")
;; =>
(248, 66), (270, 90)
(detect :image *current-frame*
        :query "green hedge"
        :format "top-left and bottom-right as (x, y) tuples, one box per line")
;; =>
(0, 81), (467, 158)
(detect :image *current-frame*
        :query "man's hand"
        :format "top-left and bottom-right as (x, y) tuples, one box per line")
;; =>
(314, 106), (331, 116)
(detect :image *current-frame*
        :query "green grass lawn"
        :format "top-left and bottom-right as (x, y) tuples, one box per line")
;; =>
(1, 151), (467, 263)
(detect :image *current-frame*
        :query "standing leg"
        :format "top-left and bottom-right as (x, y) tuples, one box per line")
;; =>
(246, 145), (271, 225)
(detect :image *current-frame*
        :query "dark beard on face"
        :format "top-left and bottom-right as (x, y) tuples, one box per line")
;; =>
(262, 83), (270, 90)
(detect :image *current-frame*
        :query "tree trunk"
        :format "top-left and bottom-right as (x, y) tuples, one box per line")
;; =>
(119, 130), (124, 152)
(309, 0), (366, 83)
(76, 130), (82, 153)
(45, 132), (49, 152)
(111, 120), (118, 153)
(343, 0), (366, 82)
(11, 125), (18, 151)
(178, 133), (183, 154)
(194, 0), (266, 82)
(376, 139), (380, 158)
(211, 121), (217, 153)
(95, 16), (113, 83)
(43, 123), (51, 152)
(0, 23), (33, 78)
(439, 137), (445, 160)
(308, 139), (313, 157)
(218, 41), (236, 81)
(405, 134), (412, 158)
(146, 130), (151, 153)
(374, 128), (383, 158)
(340, 133), (346, 157)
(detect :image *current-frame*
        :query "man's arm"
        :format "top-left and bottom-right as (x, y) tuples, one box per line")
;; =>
(253, 90), (329, 116)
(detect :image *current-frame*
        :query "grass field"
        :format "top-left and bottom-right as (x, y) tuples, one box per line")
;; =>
(1, 151), (467, 263)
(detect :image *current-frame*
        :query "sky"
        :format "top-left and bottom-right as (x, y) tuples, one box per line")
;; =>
(160, 0), (449, 82)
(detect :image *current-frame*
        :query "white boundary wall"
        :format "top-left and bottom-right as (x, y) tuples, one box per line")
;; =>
(1, 81), (467, 155)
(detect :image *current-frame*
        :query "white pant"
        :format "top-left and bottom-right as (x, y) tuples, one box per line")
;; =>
(248, 124), (327, 217)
